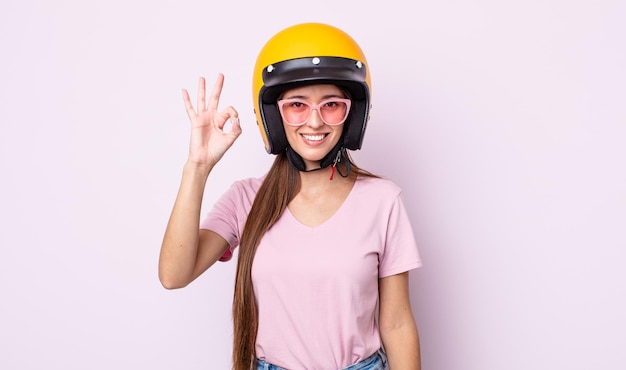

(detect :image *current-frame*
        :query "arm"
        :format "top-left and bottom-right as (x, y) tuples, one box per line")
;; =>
(379, 272), (421, 370)
(158, 74), (241, 289)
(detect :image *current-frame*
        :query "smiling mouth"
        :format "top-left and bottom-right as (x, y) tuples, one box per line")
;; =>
(301, 133), (328, 141)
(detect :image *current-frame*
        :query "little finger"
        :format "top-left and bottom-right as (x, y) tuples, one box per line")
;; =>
(182, 89), (197, 120)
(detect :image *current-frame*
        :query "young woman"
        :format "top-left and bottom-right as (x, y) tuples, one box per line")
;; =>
(159, 23), (422, 370)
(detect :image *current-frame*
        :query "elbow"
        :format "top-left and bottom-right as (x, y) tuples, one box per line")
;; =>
(160, 280), (186, 290)
(158, 258), (194, 289)
(158, 271), (190, 290)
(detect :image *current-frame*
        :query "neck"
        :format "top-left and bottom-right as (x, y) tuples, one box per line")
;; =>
(299, 165), (355, 189)
(300, 165), (333, 185)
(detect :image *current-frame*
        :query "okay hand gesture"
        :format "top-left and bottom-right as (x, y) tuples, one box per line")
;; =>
(182, 74), (242, 167)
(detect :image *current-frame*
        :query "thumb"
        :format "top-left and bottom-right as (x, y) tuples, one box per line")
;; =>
(229, 117), (242, 136)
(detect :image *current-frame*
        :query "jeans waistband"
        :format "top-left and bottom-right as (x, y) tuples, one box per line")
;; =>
(256, 348), (387, 370)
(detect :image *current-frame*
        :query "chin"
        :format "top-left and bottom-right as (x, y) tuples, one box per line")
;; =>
(298, 150), (328, 162)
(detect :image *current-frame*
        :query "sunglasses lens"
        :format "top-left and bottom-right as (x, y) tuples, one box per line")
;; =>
(280, 101), (309, 126)
(319, 100), (349, 125)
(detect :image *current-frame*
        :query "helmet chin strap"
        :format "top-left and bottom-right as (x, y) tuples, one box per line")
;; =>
(285, 140), (351, 180)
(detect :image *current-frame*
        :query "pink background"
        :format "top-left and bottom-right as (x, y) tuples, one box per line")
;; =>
(1, 0), (624, 369)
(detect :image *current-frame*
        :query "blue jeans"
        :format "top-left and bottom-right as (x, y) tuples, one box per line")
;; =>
(256, 348), (388, 370)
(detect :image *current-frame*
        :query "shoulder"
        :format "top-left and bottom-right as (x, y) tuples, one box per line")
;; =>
(216, 176), (265, 206)
(230, 176), (264, 194)
(349, 175), (406, 213)
(355, 175), (403, 198)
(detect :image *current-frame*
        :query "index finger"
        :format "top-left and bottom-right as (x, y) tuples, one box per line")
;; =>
(206, 73), (225, 112)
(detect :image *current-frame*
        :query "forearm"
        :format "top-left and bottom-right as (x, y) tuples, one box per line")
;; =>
(381, 318), (421, 370)
(159, 161), (213, 288)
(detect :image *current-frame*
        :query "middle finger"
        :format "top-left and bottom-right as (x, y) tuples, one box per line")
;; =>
(207, 73), (225, 112)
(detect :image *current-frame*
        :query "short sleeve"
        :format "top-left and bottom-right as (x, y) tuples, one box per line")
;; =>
(378, 193), (422, 278)
(200, 178), (260, 262)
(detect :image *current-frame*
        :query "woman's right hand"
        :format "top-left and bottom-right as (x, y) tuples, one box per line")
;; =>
(182, 74), (242, 167)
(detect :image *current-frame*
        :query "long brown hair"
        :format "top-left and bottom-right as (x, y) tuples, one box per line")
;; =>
(231, 151), (376, 370)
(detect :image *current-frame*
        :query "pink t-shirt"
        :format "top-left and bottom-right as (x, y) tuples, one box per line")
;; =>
(201, 175), (421, 369)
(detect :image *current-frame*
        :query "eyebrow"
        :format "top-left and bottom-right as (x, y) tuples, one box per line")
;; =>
(282, 93), (345, 100)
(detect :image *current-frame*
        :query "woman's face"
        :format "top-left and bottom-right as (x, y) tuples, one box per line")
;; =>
(278, 84), (349, 171)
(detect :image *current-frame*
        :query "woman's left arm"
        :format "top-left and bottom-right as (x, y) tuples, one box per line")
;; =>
(379, 272), (421, 370)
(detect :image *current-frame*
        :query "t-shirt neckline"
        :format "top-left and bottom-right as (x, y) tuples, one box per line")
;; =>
(284, 175), (361, 230)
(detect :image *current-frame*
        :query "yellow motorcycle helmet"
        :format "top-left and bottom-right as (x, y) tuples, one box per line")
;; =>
(252, 22), (372, 158)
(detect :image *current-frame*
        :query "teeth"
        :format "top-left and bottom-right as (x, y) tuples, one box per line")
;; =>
(302, 134), (325, 141)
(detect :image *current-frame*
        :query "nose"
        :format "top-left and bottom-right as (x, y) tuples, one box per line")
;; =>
(306, 108), (325, 128)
